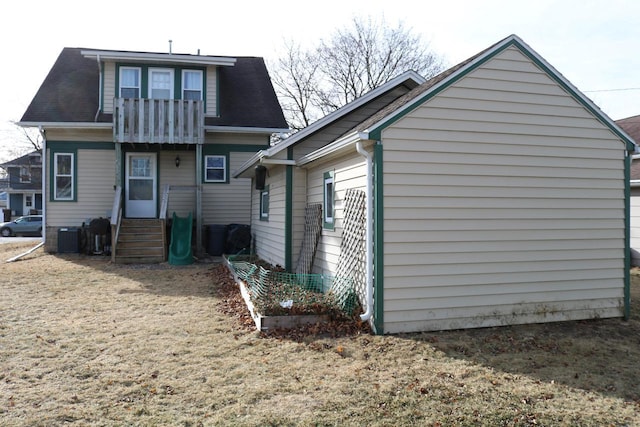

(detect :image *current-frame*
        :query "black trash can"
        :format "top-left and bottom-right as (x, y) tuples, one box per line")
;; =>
(225, 224), (251, 255)
(206, 224), (227, 256)
(2, 209), (11, 222)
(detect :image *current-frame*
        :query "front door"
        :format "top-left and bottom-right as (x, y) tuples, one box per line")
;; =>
(125, 153), (157, 218)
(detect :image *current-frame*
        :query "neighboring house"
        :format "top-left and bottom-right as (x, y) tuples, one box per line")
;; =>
(234, 34), (636, 334)
(0, 151), (43, 218)
(616, 115), (640, 265)
(19, 47), (288, 261)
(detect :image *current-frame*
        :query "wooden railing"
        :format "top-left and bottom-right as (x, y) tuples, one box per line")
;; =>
(110, 186), (123, 262)
(114, 98), (204, 144)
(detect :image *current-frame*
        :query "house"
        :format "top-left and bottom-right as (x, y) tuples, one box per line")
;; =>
(616, 115), (640, 265)
(0, 151), (43, 219)
(18, 47), (288, 261)
(234, 34), (636, 334)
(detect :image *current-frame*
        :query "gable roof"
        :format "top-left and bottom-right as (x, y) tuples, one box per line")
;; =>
(294, 34), (637, 166)
(0, 151), (42, 169)
(19, 47), (288, 130)
(232, 70), (425, 177)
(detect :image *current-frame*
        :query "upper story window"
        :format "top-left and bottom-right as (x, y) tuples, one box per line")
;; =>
(120, 67), (141, 98)
(183, 70), (203, 100)
(20, 166), (31, 183)
(54, 153), (74, 201)
(149, 68), (174, 99)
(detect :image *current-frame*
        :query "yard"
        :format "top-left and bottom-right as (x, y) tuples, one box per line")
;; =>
(1, 242), (639, 426)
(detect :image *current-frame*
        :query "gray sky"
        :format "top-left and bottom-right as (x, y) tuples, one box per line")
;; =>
(1, 0), (638, 161)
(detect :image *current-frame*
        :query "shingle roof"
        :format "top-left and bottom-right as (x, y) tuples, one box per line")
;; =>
(0, 151), (42, 169)
(21, 48), (287, 129)
(616, 115), (640, 180)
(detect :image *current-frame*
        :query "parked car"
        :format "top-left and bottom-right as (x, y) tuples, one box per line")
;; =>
(0, 215), (42, 237)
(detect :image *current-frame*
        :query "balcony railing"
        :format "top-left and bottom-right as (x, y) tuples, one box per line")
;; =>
(114, 98), (204, 144)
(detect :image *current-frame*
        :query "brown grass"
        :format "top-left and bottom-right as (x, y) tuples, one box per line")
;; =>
(1, 241), (639, 426)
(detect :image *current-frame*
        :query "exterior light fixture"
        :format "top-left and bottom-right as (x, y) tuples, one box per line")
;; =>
(175, 155), (180, 168)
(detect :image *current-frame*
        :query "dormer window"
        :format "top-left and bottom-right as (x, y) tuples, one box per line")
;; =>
(119, 67), (141, 98)
(149, 68), (174, 99)
(182, 70), (203, 100)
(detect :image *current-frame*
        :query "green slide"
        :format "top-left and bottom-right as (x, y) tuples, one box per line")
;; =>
(168, 212), (193, 265)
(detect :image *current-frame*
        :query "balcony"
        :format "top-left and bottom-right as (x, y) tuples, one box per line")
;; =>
(114, 98), (204, 144)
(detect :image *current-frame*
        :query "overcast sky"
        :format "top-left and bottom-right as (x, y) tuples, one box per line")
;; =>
(1, 0), (638, 161)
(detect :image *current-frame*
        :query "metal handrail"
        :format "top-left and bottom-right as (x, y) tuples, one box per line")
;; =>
(110, 186), (122, 262)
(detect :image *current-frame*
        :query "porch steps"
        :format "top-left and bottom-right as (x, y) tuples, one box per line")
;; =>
(114, 219), (165, 264)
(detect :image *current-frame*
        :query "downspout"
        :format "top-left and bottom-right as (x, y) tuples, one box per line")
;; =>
(39, 126), (46, 246)
(356, 141), (373, 321)
(94, 54), (102, 122)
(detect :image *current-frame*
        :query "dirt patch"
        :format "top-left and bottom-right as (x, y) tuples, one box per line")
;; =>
(1, 242), (639, 426)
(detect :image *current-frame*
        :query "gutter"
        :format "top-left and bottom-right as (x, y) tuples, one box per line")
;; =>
(94, 54), (102, 122)
(355, 140), (374, 322)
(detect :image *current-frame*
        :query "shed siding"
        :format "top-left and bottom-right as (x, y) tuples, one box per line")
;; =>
(306, 152), (368, 277)
(381, 46), (626, 333)
(252, 165), (287, 268)
(46, 149), (115, 226)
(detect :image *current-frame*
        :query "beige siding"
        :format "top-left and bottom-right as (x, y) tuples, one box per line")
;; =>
(103, 61), (116, 114)
(290, 167), (307, 268)
(305, 152), (368, 277)
(159, 151), (196, 218)
(46, 149), (116, 227)
(381, 46), (626, 333)
(252, 165), (287, 267)
(45, 129), (112, 142)
(202, 151), (254, 225)
(206, 66), (217, 116)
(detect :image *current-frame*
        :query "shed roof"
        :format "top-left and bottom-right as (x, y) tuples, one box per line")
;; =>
(617, 115), (640, 180)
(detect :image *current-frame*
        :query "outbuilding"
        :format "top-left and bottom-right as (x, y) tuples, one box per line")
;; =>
(234, 35), (636, 334)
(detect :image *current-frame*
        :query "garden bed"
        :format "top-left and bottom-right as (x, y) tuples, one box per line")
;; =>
(223, 255), (357, 332)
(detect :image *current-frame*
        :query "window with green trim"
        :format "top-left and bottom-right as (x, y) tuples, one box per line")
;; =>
(119, 67), (141, 98)
(182, 70), (203, 100)
(260, 185), (269, 221)
(54, 153), (74, 201)
(204, 155), (227, 183)
(323, 171), (334, 229)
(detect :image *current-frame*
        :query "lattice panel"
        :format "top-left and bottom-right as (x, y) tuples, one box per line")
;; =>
(295, 204), (323, 275)
(334, 189), (366, 305)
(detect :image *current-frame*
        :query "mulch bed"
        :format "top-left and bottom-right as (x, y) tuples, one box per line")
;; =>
(210, 264), (371, 341)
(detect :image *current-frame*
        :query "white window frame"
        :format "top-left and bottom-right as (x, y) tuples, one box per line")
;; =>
(182, 69), (203, 100)
(204, 155), (226, 183)
(323, 171), (335, 229)
(260, 186), (269, 220)
(119, 66), (141, 98)
(54, 152), (74, 201)
(148, 68), (174, 99)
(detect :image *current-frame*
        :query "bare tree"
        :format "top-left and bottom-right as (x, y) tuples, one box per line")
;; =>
(271, 16), (446, 131)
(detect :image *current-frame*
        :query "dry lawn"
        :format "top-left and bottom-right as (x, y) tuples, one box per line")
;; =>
(1, 241), (639, 426)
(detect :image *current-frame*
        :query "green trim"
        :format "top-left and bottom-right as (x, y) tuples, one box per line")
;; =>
(203, 143), (269, 154)
(367, 38), (637, 153)
(49, 148), (78, 202)
(323, 170), (335, 230)
(259, 185), (269, 221)
(47, 141), (114, 151)
(373, 143), (384, 334)
(116, 63), (206, 100)
(285, 147), (293, 271)
(216, 68), (220, 116)
(624, 153), (631, 320)
(100, 61), (105, 113)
